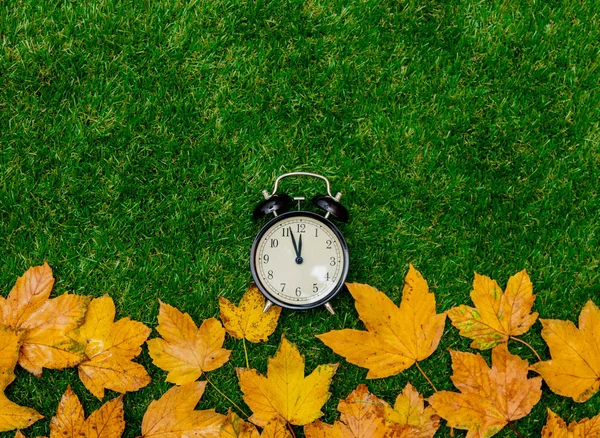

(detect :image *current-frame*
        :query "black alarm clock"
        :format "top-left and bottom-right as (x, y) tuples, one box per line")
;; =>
(250, 172), (350, 314)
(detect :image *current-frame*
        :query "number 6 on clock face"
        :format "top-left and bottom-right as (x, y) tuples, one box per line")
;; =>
(250, 211), (349, 310)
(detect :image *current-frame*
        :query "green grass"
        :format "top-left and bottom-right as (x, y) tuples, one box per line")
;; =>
(1, 0), (599, 436)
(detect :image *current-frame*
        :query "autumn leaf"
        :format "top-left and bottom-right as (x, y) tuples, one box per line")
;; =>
(0, 263), (90, 375)
(220, 411), (291, 438)
(447, 270), (538, 350)
(14, 432), (26, 438)
(531, 299), (600, 402)
(147, 300), (231, 385)
(317, 265), (446, 379)
(219, 284), (281, 343)
(37, 385), (125, 438)
(304, 383), (439, 438)
(72, 295), (151, 399)
(140, 381), (226, 437)
(0, 326), (43, 433)
(541, 408), (600, 437)
(428, 344), (542, 438)
(236, 336), (337, 427)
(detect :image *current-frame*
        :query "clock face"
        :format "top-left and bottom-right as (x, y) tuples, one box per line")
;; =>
(250, 211), (349, 309)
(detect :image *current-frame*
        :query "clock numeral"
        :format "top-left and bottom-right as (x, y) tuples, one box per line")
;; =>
(313, 283), (318, 293)
(263, 254), (269, 264)
(280, 283), (286, 292)
(297, 223), (306, 233)
(270, 239), (279, 248)
(295, 287), (302, 297)
(267, 270), (274, 280)
(325, 272), (331, 281)
(282, 228), (290, 237)
(315, 228), (319, 237)
(326, 240), (332, 249)
(330, 257), (336, 266)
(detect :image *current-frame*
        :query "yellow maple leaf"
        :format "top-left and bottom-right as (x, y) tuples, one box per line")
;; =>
(0, 327), (43, 433)
(304, 383), (439, 438)
(73, 295), (151, 399)
(220, 411), (291, 438)
(428, 344), (542, 437)
(37, 385), (125, 438)
(541, 408), (600, 438)
(531, 299), (600, 402)
(147, 300), (231, 385)
(236, 336), (337, 427)
(447, 270), (538, 350)
(316, 265), (445, 379)
(0, 263), (90, 376)
(219, 284), (281, 343)
(140, 381), (226, 437)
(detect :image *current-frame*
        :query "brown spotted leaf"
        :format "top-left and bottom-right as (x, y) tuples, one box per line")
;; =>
(541, 408), (600, 438)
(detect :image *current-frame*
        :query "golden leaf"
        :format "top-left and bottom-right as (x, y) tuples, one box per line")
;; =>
(0, 263), (90, 376)
(74, 295), (151, 399)
(220, 411), (291, 438)
(541, 408), (600, 438)
(0, 327), (43, 433)
(447, 270), (538, 350)
(428, 344), (542, 437)
(14, 431), (27, 438)
(147, 300), (231, 385)
(531, 300), (600, 402)
(219, 284), (281, 343)
(140, 381), (226, 437)
(44, 386), (125, 438)
(304, 383), (438, 438)
(236, 336), (337, 427)
(317, 265), (446, 378)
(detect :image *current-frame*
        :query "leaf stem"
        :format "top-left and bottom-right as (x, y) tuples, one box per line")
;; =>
(510, 336), (542, 362)
(243, 337), (250, 368)
(507, 421), (524, 438)
(202, 372), (250, 418)
(287, 422), (297, 438)
(415, 361), (438, 392)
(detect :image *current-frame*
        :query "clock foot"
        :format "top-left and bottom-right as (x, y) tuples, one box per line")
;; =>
(263, 300), (274, 313)
(324, 302), (335, 315)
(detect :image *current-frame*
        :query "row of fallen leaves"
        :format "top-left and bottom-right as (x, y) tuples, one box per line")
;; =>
(1, 263), (600, 437)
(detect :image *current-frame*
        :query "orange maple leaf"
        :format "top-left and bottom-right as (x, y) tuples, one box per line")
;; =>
(541, 408), (600, 437)
(37, 385), (125, 438)
(221, 411), (291, 438)
(0, 327), (43, 433)
(236, 336), (338, 427)
(140, 381), (226, 437)
(304, 383), (439, 438)
(428, 344), (542, 437)
(317, 265), (446, 379)
(0, 263), (90, 375)
(531, 299), (600, 402)
(72, 295), (151, 399)
(147, 300), (231, 385)
(447, 270), (538, 350)
(219, 284), (281, 343)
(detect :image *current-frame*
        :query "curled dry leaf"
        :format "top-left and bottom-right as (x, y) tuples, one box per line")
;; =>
(428, 344), (542, 438)
(236, 336), (337, 427)
(38, 385), (124, 438)
(219, 284), (281, 343)
(541, 408), (600, 438)
(317, 265), (446, 378)
(531, 300), (600, 402)
(147, 300), (231, 385)
(447, 270), (538, 350)
(72, 295), (151, 399)
(0, 263), (90, 375)
(220, 411), (291, 438)
(140, 381), (225, 437)
(304, 383), (439, 438)
(0, 327), (43, 433)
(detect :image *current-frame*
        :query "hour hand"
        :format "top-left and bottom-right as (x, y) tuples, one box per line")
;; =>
(289, 227), (303, 264)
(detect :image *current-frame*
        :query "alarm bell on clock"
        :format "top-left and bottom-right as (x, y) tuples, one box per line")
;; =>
(250, 172), (350, 315)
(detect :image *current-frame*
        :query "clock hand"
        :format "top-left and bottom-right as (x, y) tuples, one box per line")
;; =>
(289, 227), (303, 264)
(298, 234), (302, 257)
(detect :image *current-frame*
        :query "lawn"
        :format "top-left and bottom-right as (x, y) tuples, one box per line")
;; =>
(1, 0), (600, 436)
